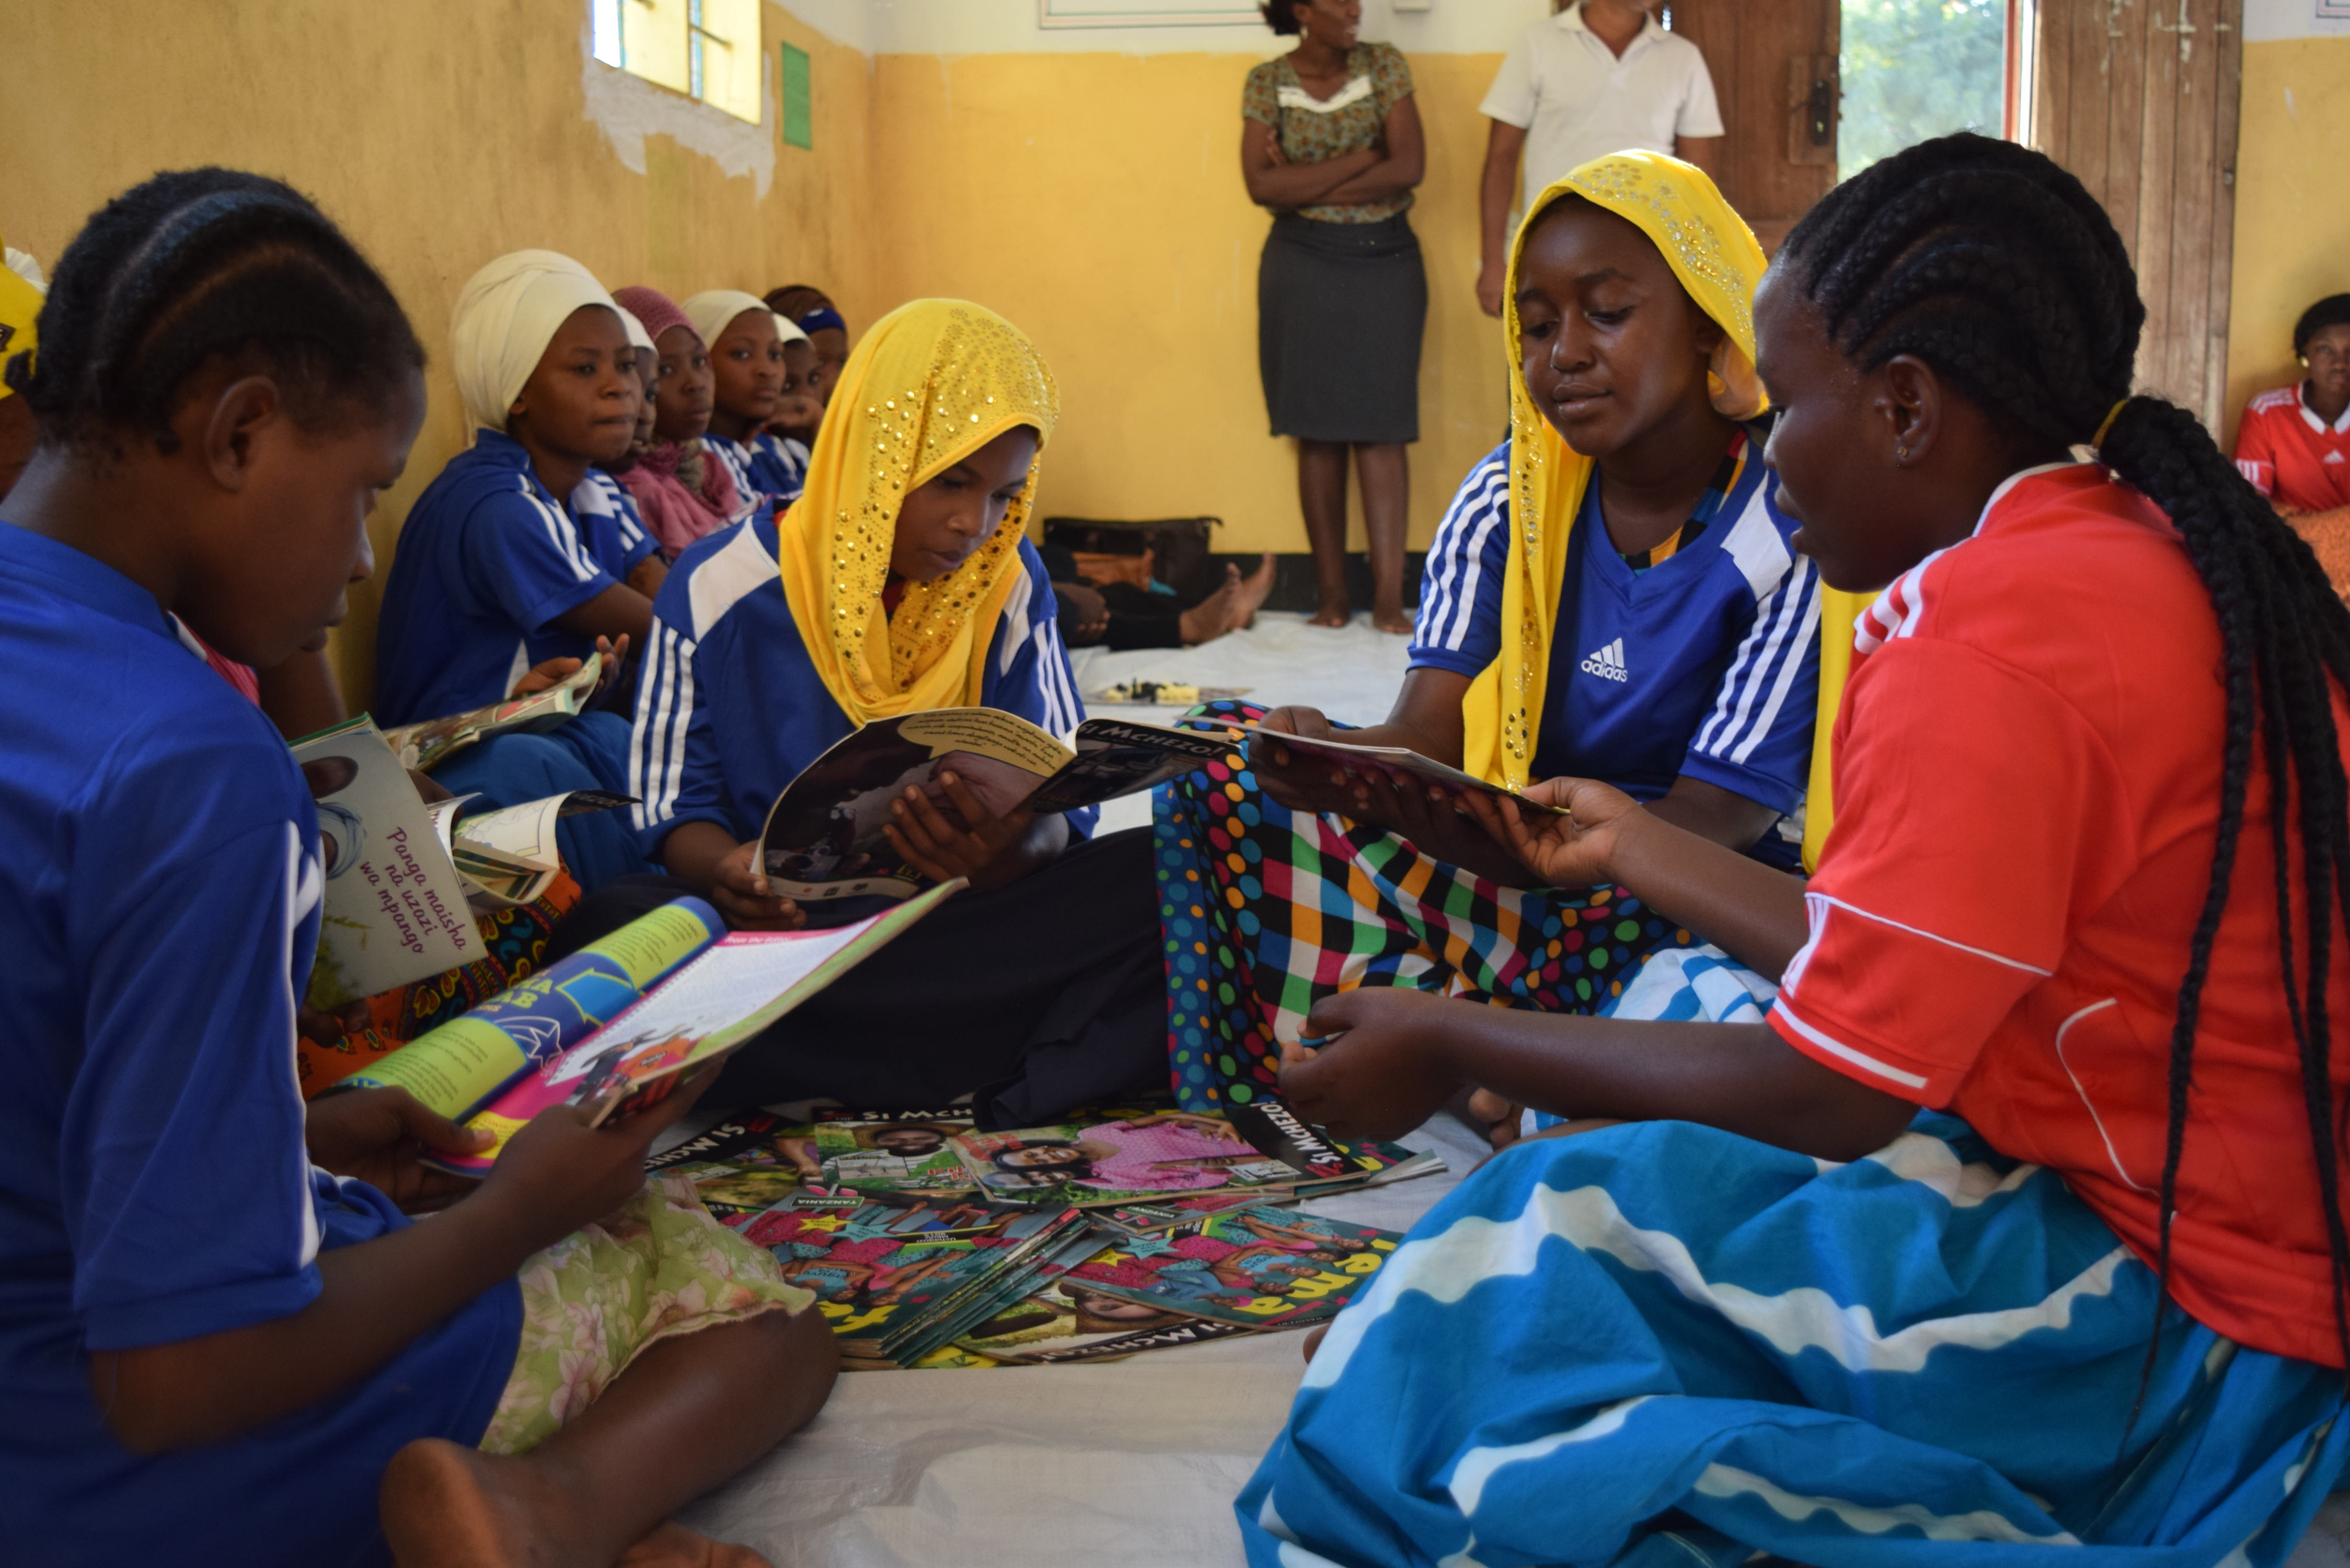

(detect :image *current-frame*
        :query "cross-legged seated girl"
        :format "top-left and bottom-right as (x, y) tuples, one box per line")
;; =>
(560, 299), (1167, 1123)
(0, 169), (834, 1568)
(373, 250), (670, 891)
(1241, 133), (2350, 1568)
(685, 290), (818, 506)
(1162, 154), (1849, 1115)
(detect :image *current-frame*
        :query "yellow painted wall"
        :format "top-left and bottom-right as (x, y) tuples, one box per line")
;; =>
(0, 0), (876, 708)
(3, 1), (1513, 708)
(868, 49), (1510, 554)
(2222, 36), (2350, 444)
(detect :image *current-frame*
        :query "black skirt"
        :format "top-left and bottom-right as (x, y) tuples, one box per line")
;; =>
(1257, 211), (1427, 445)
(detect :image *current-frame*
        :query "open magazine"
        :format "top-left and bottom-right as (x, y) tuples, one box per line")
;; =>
(382, 653), (604, 772)
(335, 896), (724, 1120)
(294, 715), (632, 1005)
(428, 879), (964, 1175)
(757, 709), (1234, 902)
(1223, 720), (1570, 816)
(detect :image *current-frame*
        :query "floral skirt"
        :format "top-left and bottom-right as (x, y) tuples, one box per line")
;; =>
(479, 1172), (815, 1455)
(1155, 701), (1690, 1112)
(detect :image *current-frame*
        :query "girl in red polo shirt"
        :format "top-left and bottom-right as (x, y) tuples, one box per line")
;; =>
(1235, 133), (2350, 1568)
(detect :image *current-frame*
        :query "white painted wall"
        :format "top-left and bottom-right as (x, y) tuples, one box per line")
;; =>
(774, 0), (1552, 56)
(2244, 0), (2350, 41)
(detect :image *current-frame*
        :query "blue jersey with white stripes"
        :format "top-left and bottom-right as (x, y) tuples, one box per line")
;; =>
(1409, 439), (1821, 868)
(374, 432), (655, 725)
(700, 430), (808, 508)
(628, 512), (1093, 861)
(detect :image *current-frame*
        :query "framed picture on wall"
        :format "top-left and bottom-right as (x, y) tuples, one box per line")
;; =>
(1038, 0), (1264, 26)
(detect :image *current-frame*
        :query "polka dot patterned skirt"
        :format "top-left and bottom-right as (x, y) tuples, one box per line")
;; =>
(1156, 701), (1691, 1112)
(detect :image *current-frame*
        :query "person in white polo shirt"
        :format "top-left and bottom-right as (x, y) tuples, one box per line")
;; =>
(1474, 0), (1723, 316)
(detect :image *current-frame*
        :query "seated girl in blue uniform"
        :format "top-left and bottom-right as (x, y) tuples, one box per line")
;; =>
(1237, 133), (2350, 1568)
(684, 289), (817, 505)
(554, 299), (1167, 1125)
(0, 168), (834, 1568)
(374, 250), (670, 892)
(1161, 153), (1859, 1117)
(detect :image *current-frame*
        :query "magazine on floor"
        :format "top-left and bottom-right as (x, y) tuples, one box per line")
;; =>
(381, 652), (604, 773)
(948, 1112), (1307, 1207)
(738, 1191), (1099, 1368)
(1062, 1204), (1401, 1330)
(756, 708), (1234, 902)
(425, 880), (964, 1175)
(955, 1278), (1260, 1364)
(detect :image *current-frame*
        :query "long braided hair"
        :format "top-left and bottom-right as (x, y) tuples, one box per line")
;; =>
(1781, 132), (2350, 1390)
(5, 167), (421, 458)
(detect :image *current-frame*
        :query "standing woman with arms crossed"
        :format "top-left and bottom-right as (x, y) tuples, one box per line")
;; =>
(1242, 0), (1425, 633)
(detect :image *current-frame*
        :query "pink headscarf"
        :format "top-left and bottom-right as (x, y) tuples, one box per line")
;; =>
(610, 284), (743, 557)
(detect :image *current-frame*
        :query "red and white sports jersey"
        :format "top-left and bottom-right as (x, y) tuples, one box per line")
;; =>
(2234, 381), (2350, 513)
(1772, 463), (2350, 1369)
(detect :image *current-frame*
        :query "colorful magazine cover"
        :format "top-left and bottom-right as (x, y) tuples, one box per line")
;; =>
(808, 1116), (974, 1195)
(1064, 1205), (1399, 1330)
(736, 1193), (1090, 1366)
(950, 1112), (1300, 1207)
(957, 1279), (1257, 1364)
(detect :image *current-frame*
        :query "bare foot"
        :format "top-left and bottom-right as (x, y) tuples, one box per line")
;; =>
(616, 1520), (774, 1568)
(1180, 565), (1244, 646)
(1301, 1323), (1331, 1363)
(1307, 596), (1353, 629)
(1231, 552), (1277, 629)
(1467, 1088), (1521, 1150)
(1370, 605), (1414, 636)
(382, 1438), (581, 1567)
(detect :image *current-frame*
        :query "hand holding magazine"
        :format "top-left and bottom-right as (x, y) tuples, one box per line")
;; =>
(429, 879), (965, 1175)
(757, 708), (1233, 903)
(381, 651), (605, 773)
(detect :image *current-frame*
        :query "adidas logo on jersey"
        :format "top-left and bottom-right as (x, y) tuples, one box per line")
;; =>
(1579, 638), (1630, 683)
(2328, 451), (2345, 465)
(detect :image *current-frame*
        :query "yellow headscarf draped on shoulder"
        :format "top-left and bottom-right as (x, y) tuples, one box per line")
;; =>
(776, 299), (1061, 728)
(1464, 151), (1862, 872)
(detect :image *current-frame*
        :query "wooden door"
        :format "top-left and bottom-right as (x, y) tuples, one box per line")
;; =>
(1666, 0), (1842, 252)
(2034, 0), (2244, 424)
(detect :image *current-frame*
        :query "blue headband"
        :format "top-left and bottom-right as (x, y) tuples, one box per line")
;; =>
(796, 306), (846, 335)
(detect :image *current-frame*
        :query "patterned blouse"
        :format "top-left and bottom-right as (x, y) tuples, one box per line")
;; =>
(1241, 41), (1415, 225)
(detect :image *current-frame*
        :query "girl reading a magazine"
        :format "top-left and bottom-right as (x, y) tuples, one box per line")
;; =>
(559, 299), (1167, 1126)
(372, 248), (671, 893)
(1238, 134), (2350, 1568)
(0, 169), (835, 1568)
(1158, 153), (1862, 1125)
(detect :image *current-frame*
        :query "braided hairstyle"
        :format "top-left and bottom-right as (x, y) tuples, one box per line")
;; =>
(6, 168), (421, 458)
(1782, 131), (2350, 1394)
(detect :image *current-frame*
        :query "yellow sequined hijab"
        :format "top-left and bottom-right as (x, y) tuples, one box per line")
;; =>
(1465, 151), (1862, 871)
(775, 299), (1061, 727)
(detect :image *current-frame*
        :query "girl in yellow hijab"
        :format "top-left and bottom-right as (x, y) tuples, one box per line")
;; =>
(1160, 152), (1857, 1118)
(607, 298), (1172, 1119)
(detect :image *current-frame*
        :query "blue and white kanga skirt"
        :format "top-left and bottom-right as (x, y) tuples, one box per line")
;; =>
(1238, 948), (2349, 1568)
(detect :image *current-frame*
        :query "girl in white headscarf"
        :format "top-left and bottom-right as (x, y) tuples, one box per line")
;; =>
(684, 289), (818, 502)
(371, 250), (666, 891)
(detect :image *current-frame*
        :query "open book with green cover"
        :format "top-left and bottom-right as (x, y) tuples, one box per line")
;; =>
(757, 708), (1234, 903)
(293, 715), (630, 1006)
(425, 879), (964, 1176)
(381, 652), (603, 772)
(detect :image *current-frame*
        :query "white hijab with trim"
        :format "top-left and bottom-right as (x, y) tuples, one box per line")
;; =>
(450, 249), (620, 434)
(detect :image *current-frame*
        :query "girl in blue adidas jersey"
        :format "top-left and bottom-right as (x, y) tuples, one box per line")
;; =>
(1159, 152), (1857, 1120)
(374, 250), (673, 891)
(0, 170), (835, 1568)
(559, 298), (1167, 1123)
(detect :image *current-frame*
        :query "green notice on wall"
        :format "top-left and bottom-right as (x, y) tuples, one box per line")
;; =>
(780, 41), (812, 149)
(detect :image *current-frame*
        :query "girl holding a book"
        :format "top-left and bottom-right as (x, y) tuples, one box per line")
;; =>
(0, 169), (836, 1568)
